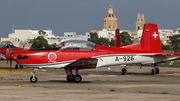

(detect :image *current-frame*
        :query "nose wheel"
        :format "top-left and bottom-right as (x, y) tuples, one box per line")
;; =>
(29, 68), (46, 83)
(30, 76), (38, 83)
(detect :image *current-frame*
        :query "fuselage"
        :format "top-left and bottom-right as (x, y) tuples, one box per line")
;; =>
(5, 44), (167, 69)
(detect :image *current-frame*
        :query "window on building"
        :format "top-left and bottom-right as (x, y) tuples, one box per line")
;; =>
(138, 26), (140, 30)
(109, 24), (111, 28)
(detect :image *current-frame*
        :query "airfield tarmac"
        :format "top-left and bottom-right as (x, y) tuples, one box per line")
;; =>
(1, 61), (180, 101)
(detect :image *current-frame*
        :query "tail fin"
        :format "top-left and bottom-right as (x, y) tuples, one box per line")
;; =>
(115, 29), (123, 47)
(141, 23), (162, 53)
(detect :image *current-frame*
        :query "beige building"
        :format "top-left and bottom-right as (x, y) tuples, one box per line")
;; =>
(103, 4), (118, 30)
(129, 12), (146, 42)
(9, 30), (40, 41)
(136, 12), (145, 31)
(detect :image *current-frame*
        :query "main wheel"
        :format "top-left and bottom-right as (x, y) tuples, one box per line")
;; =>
(122, 68), (127, 75)
(155, 67), (159, 74)
(15, 64), (18, 69)
(20, 65), (23, 69)
(150, 69), (155, 75)
(66, 75), (74, 82)
(30, 76), (38, 83)
(73, 75), (82, 83)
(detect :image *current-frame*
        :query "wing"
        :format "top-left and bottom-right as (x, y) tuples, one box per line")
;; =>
(0, 53), (6, 60)
(156, 56), (180, 64)
(137, 53), (172, 56)
(64, 58), (98, 70)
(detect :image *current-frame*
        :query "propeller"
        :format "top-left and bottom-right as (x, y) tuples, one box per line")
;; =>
(7, 43), (12, 74)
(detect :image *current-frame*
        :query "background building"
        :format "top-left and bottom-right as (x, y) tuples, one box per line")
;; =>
(103, 4), (118, 30)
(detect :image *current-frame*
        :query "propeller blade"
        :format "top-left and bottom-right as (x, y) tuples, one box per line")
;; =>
(8, 43), (12, 53)
(10, 59), (12, 74)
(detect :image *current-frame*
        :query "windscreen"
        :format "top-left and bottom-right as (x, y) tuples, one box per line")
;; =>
(57, 40), (96, 51)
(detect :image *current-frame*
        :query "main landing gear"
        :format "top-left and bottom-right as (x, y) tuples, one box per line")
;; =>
(150, 64), (159, 75)
(65, 69), (82, 83)
(15, 64), (23, 69)
(121, 65), (127, 75)
(121, 64), (160, 75)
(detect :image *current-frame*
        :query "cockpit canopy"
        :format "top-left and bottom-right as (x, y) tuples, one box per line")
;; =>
(56, 40), (96, 51)
(0, 41), (16, 48)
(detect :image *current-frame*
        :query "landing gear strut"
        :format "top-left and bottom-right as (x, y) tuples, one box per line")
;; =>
(30, 69), (38, 83)
(15, 64), (23, 69)
(30, 68), (46, 83)
(65, 69), (82, 83)
(150, 64), (159, 75)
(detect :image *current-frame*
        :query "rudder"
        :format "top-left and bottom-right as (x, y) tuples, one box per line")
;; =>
(141, 23), (162, 53)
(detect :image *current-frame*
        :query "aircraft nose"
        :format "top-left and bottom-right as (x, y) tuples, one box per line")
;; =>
(5, 53), (12, 59)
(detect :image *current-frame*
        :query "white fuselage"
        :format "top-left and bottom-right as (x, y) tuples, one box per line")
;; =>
(21, 54), (167, 69)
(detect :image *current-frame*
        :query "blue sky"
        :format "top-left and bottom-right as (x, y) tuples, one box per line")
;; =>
(0, 0), (179, 38)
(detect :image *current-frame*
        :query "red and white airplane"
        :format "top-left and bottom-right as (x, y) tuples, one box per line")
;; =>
(0, 41), (23, 68)
(5, 23), (180, 83)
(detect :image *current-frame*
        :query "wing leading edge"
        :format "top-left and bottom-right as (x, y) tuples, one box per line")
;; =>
(64, 58), (98, 70)
(0, 54), (5, 60)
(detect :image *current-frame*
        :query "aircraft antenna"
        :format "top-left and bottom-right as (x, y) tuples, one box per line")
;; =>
(12, 24), (14, 33)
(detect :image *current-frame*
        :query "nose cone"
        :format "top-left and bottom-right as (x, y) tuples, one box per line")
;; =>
(5, 53), (12, 59)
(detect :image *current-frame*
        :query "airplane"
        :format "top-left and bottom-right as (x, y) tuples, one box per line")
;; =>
(0, 41), (23, 69)
(5, 23), (180, 83)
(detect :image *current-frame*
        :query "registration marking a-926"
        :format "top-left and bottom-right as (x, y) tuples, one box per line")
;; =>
(115, 56), (134, 61)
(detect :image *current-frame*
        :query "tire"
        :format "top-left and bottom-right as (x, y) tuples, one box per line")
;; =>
(150, 69), (155, 75)
(15, 64), (18, 69)
(20, 65), (23, 69)
(73, 75), (82, 83)
(30, 76), (38, 83)
(122, 68), (127, 75)
(155, 67), (159, 74)
(66, 75), (74, 82)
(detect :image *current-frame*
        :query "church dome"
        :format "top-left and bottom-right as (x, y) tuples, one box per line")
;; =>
(104, 5), (118, 21)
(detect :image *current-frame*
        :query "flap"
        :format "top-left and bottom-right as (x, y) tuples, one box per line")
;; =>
(65, 58), (98, 70)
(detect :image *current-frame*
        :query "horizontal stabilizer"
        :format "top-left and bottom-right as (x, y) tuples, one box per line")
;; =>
(137, 53), (172, 56)
(65, 58), (98, 70)
(156, 56), (180, 64)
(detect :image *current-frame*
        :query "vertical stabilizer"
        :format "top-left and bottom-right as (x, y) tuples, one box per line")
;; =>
(141, 23), (162, 53)
(115, 29), (123, 47)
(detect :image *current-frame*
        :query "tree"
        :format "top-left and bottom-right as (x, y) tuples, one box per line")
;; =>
(88, 32), (115, 46)
(120, 32), (133, 46)
(38, 30), (46, 37)
(88, 32), (99, 44)
(48, 43), (57, 48)
(30, 36), (49, 49)
(169, 35), (180, 50)
(161, 42), (171, 50)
